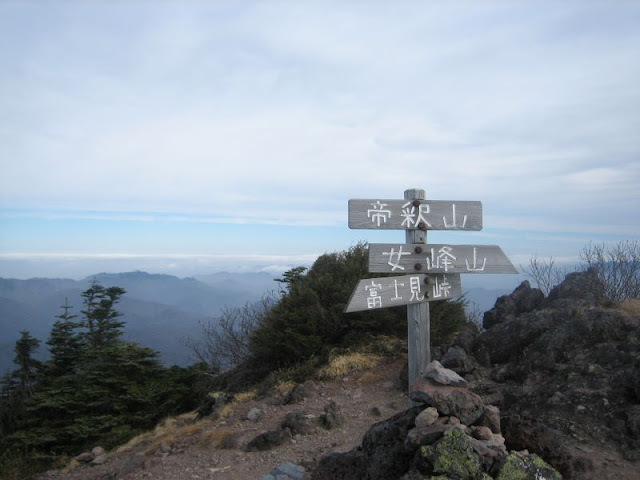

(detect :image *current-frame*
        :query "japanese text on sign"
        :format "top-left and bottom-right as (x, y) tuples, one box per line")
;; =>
(349, 199), (482, 231)
(344, 274), (462, 313)
(368, 244), (518, 274)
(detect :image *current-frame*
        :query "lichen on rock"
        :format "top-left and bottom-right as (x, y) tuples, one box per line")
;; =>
(495, 452), (562, 480)
(419, 428), (482, 479)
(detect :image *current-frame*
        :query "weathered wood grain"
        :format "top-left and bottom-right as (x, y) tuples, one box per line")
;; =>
(344, 273), (462, 313)
(405, 189), (430, 397)
(348, 199), (482, 230)
(368, 243), (518, 274)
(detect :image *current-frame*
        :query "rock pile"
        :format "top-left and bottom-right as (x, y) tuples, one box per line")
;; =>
(312, 361), (561, 479)
(466, 269), (640, 478)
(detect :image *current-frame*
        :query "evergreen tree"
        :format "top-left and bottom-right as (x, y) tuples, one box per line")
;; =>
(80, 281), (126, 351)
(1, 282), (201, 478)
(46, 298), (81, 376)
(0, 332), (42, 441)
(12, 330), (42, 392)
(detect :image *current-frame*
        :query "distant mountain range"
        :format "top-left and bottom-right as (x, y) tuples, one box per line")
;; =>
(0, 271), (511, 375)
(0, 271), (279, 373)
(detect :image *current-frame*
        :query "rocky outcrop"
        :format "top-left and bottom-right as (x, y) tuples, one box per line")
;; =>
(312, 362), (561, 480)
(456, 269), (639, 479)
(313, 270), (637, 479)
(482, 280), (544, 330)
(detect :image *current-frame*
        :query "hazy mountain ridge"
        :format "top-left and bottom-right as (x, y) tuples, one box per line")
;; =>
(0, 271), (277, 373)
(0, 270), (511, 374)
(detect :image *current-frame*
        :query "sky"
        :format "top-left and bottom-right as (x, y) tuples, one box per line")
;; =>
(0, 1), (639, 288)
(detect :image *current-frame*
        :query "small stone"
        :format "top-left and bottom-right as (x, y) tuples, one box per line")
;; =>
(423, 360), (467, 386)
(471, 425), (493, 441)
(247, 407), (263, 422)
(415, 407), (439, 428)
(478, 404), (501, 434)
(448, 416), (460, 425)
(281, 412), (317, 436)
(284, 380), (317, 405)
(91, 446), (106, 457)
(246, 428), (292, 452)
(75, 452), (94, 463)
(270, 462), (305, 479)
(321, 401), (344, 430)
(90, 454), (108, 466)
(406, 424), (448, 446)
(369, 406), (382, 417)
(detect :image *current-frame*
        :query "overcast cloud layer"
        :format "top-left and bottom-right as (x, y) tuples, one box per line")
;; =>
(0, 1), (639, 280)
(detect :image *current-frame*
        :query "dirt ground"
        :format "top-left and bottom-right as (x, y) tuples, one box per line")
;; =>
(43, 357), (409, 480)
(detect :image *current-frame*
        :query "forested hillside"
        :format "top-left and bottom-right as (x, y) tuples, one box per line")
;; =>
(0, 272), (276, 371)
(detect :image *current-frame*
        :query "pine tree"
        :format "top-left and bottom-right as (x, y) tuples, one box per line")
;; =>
(1, 282), (200, 478)
(80, 281), (126, 351)
(0, 331), (42, 440)
(46, 298), (81, 376)
(12, 330), (42, 392)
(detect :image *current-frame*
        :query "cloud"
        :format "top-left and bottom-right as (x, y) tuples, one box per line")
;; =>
(0, 252), (320, 280)
(1, 1), (639, 245)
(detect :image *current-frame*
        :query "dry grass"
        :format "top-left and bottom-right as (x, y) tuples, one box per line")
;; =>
(143, 421), (209, 456)
(616, 299), (640, 317)
(114, 411), (204, 455)
(316, 352), (383, 380)
(272, 379), (296, 398)
(234, 388), (259, 403)
(217, 402), (236, 420)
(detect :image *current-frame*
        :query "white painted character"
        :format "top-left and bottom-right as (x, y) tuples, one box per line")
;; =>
(426, 246), (456, 272)
(443, 203), (468, 229)
(409, 276), (425, 302)
(432, 275), (452, 298)
(400, 201), (431, 228)
(367, 201), (392, 227)
(382, 245), (410, 271)
(365, 280), (383, 309)
(390, 278), (405, 301)
(465, 247), (487, 272)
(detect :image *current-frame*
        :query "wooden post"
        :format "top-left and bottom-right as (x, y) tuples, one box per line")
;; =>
(404, 188), (430, 398)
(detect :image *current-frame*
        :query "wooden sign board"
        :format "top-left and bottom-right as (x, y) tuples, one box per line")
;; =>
(349, 199), (482, 231)
(344, 274), (462, 313)
(368, 243), (517, 274)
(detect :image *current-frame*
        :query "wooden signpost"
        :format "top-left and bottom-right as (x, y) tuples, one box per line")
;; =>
(348, 199), (483, 231)
(368, 244), (517, 274)
(345, 274), (462, 313)
(346, 188), (517, 393)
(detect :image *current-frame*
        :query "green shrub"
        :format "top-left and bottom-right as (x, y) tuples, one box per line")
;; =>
(248, 242), (469, 371)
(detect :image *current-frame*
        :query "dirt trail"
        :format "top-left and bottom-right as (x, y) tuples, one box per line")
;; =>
(46, 358), (408, 480)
